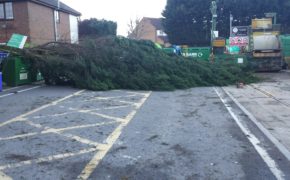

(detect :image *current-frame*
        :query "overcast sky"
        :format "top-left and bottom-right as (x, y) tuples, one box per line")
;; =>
(61, 0), (167, 36)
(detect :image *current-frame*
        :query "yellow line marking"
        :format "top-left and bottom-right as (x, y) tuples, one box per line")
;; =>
(31, 105), (131, 119)
(113, 100), (139, 106)
(0, 90), (85, 128)
(0, 86), (43, 98)
(82, 94), (138, 102)
(62, 94), (139, 104)
(84, 111), (125, 122)
(26, 120), (102, 147)
(54, 132), (101, 147)
(250, 85), (290, 108)
(127, 91), (149, 96)
(0, 132), (38, 141)
(27, 121), (118, 133)
(0, 120), (117, 142)
(0, 171), (12, 180)
(32, 111), (74, 119)
(0, 148), (98, 171)
(58, 107), (125, 122)
(2, 86), (23, 92)
(77, 92), (151, 180)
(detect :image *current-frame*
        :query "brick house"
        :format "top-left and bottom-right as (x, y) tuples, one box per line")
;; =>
(128, 17), (170, 47)
(0, 0), (81, 46)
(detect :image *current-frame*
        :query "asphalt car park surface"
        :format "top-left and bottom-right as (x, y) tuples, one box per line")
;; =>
(0, 81), (289, 180)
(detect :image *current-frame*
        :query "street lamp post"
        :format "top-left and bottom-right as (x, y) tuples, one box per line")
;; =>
(230, 13), (233, 37)
(211, 0), (218, 44)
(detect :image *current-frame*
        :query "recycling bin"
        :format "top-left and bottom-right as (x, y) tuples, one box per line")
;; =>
(2, 56), (32, 87)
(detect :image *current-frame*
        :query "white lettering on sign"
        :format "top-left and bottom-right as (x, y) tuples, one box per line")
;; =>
(238, 58), (244, 64)
(20, 73), (28, 80)
(182, 52), (198, 57)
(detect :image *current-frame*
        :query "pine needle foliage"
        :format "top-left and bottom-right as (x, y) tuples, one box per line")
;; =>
(22, 36), (258, 90)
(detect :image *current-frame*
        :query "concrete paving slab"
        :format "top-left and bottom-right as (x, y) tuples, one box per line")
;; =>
(224, 72), (290, 157)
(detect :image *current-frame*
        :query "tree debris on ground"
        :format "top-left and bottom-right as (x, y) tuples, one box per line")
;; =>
(20, 36), (258, 91)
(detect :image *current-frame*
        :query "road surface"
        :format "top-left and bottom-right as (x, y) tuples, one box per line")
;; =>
(0, 76), (290, 179)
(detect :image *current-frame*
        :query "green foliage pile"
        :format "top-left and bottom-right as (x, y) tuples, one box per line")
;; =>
(22, 37), (257, 91)
(79, 18), (117, 37)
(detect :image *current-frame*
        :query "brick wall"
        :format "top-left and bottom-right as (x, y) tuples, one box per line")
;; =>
(27, 2), (56, 45)
(57, 12), (71, 42)
(138, 19), (157, 42)
(0, 1), (75, 46)
(137, 19), (169, 46)
(0, 1), (30, 43)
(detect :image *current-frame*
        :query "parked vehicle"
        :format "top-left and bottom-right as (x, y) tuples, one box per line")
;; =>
(247, 18), (283, 71)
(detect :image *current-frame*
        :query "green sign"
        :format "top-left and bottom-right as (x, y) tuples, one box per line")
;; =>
(7, 34), (27, 49)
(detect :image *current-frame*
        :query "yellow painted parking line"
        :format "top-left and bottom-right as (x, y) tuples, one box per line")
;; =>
(0, 93), (15, 98)
(0, 90), (85, 128)
(113, 99), (139, 106)
(82, 94), (138, 102)
(0, 86), (42, 99)
(64, 107), (127, 122)
(35, 121), (117, 133)
(0, 148), (98, 171)
(250, 85), (290, 108)
(32, 111), (74, 119)
(0, 89), (149, 177)
(0, 120), (117, 143)
(62, 94), (138, 104)
(77, 92), (151, 180)
(2, 86), (23, 92)
(55, 132), (101, 147)
(127, 91), (149, 96)
(85, 111), (125, 122)
(0, 117), (27, 127)
(26, 120), (102, 147)
(31, 105), (131, 119)
(17, 86), (42, 93)
(0, 132), (38, 141)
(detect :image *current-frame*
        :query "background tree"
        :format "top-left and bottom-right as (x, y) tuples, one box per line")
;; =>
(162, 0), (211, 46)
(162, 0), (290, 46)
(79, 18), (117, 38)
(127, 17), (144, 39)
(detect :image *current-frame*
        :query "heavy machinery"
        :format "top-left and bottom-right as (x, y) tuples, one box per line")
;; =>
(248, 18), (283, 71)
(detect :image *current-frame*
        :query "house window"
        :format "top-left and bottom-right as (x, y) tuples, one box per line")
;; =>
(0, 4), (4, 19)
(5, 2), (13, 19)
(156, 30), (167, 37)
(0, 2), (14, 20)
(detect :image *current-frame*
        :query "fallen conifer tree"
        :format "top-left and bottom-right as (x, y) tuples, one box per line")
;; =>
(20, 36), (258, 90)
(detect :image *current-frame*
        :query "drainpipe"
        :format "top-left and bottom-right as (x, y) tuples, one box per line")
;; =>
(54, 0), (60, 41)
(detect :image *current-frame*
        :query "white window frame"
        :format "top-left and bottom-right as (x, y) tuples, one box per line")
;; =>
(156, 30), (167, 37)
(5, 2), (13, 19)
(0, 2), (14, 20)
(0, 4), (4, 19)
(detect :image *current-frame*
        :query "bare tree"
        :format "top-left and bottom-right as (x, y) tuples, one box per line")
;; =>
(127, 17), (144, 39)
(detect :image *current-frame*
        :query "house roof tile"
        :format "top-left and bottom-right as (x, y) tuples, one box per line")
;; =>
(143, 17), (164, 30)
(1, 0), (81, 16)
(33, 0), (81, 16)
